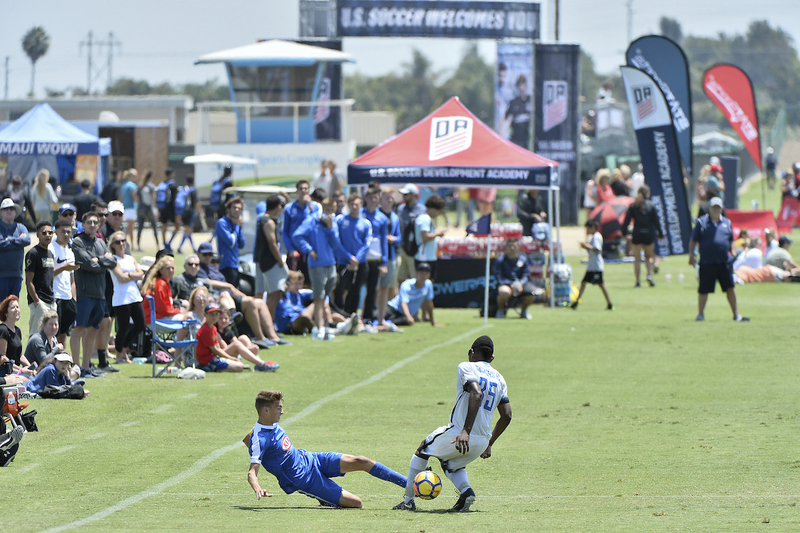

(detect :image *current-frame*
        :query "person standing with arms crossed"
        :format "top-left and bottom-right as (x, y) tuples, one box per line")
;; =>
(0, 198), (30, 301)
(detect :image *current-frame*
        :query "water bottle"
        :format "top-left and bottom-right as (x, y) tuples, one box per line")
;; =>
(678, 272), (685, 283)
(665, 273), (672, 283)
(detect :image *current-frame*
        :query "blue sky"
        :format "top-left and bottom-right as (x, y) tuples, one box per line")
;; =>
(1, 0), (797, 98)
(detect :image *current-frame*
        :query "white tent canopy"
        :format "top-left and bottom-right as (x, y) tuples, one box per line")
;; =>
(195, 39), (354, 66)
(183, 153), (258, 166)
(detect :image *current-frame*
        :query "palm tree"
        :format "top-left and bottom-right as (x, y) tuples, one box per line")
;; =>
(21, 26), (50, 98)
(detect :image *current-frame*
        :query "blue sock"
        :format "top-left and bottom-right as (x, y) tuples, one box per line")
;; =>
(369, 462), (407, 488)
(186, 234), (195, 251)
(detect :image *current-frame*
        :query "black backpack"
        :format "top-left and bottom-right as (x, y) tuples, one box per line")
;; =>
(401, 216), (419, 256)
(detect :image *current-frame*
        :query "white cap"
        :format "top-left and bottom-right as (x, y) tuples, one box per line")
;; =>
(709, 197), (723, 208)
(54, 353), (73, 363)
(399, 184), (419, 195)
(0, 198), (21, 216)
(108, 201), (124, 214)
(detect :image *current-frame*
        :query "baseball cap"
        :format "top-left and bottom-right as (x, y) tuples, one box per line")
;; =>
(197, 242), (214, 254)
(415, 262), (432, 273)
(59, 203), (77, 215)
(0, 198), (21, 215)
(779, 235), (792, 247)
(108, 201), (124, 215)
(205, 302), (222, 314)
(54, 353), (73, 363)
(399, 184), (419, 195)
(709, 197), (723, 208)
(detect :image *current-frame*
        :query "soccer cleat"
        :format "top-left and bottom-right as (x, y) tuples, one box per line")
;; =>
(80, 368), (103, 379)
(384, 321), (403, 332)
(95, 363), (119, 374)
(607, 304), (614, 310)
(274, 339), (292, 346)
(392, 499), (416, 511)
(255, 361), (279, 372)
(734, 315), (750, 322)
(696, 314), (704, 321)
(647, 275), (655, 287)
(634, 282), (641, 288)
(317, 498), (339, 508)
(570, 302), (578, 310)
(449, 488), (476, 512)
(229, 311), (245, 326)
(0, 425), (24, 452)
(347, 313), (360, 335)
(520, 309), (532, 320)
(495, 308), (505, 319)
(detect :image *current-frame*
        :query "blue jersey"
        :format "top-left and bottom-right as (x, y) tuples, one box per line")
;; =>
(248, 422), (317, 494)
(274, 289), (313, 333)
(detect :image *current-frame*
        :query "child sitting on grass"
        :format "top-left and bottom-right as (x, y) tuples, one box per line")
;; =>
(572, 219), (613, 311)
(196, 302), (279, 373)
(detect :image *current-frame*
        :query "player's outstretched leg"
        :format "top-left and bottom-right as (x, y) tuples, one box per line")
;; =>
(340, 454), (407, 487)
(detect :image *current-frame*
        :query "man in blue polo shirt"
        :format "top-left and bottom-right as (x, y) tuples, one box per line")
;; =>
(688, 197), (749, 322)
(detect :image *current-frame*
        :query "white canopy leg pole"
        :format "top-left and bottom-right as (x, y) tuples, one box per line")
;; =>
(548, 189), (555, 308)
(484, 231), (491, 326)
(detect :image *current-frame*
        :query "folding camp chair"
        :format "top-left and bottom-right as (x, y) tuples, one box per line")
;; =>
(145, 295), (199, 378)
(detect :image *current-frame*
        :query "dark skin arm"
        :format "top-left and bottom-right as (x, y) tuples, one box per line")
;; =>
(453, 381), (483, 454)
(481, 401), (513, 459)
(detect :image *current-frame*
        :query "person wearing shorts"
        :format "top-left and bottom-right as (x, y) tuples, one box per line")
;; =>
(688, 197), (749, 322)
(492, 237), (535, 319)
(254, 195), (289, 318)
(246, 390), (407, 508)
(292, 198), (345, 341)
(572, 220), (613, 311)
(50, 219), (78, 344)
(623, 184), (663, 288)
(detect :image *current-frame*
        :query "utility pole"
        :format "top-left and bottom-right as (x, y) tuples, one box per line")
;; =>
(100, 32), (121, 90)
(626, 0), (633, 44)
(79, 31), (94, 93)
(554, 0), (559, 41)
(4, 57), (8, 100)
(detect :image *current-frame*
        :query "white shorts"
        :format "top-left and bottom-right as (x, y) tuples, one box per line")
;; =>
(419, 424), (489, 472)
(123, 208), (137, 221)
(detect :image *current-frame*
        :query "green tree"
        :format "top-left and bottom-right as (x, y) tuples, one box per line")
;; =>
(438, 43), (493, 125)
(21, 26), (50, 98)
(659, 17), (683, 44)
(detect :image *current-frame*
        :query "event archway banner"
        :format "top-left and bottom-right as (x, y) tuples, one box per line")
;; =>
(621, 66), (692, 256)
(703, 64), (762, 171)
(626, 35), (693, 174)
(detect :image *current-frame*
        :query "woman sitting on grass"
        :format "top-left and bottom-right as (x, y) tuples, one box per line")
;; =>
(24, 310), (61, 368)
(24, 351), (88, 397)
(195, 302), (279, 373)
(0, 295), (33, 380)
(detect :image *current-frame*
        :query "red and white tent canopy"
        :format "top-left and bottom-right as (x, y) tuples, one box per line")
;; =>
(348, 97), (559, 190)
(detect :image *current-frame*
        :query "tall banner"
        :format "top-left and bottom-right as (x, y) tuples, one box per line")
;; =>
(534, 43), (580, 225)
(495, 43), (533, 148)
(620, 66), (692, 256)
(626, 36), (693, 174)
(338, 1), (540, 39)
(297, 39), (342, 141)
(703, 64), (762, 171)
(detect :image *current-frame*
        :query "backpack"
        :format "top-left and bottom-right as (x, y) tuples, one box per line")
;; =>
(401, 216), (419, 257)
(174, 186), (192, 216)
(156, 180), (173, 209)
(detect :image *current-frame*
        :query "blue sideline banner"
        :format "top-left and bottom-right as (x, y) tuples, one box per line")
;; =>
(620, 66), (692, 256)
(534, 43), (581, 225)
(626, 36), (693, 174)
(337, 0), (540, 39)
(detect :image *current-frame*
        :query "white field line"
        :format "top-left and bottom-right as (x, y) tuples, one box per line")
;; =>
(40, 325), (488, 533)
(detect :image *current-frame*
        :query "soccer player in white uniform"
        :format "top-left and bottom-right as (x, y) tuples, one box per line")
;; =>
(393, 335), (512, 512)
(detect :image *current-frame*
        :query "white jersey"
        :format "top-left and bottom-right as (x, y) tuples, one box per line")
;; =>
(49, 241), (75, 301)
(450, 361), (508, 438)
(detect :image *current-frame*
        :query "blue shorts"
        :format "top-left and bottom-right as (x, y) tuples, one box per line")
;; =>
(295, 452), (344, 505)
(206, 356), (229, 372)
(75, 297), (105, 329)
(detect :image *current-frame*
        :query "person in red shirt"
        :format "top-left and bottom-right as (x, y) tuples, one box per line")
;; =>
(140, 256), (189, 324)
(196, 302), (278, 373)
(595, 169), (616, 204)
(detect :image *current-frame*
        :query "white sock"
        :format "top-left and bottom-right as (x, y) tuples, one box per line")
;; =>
(405, 455), (428, 501)
(445, 468), (471, 493)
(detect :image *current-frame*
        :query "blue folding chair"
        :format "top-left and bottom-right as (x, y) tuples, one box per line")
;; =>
(145, 295), (199, 378)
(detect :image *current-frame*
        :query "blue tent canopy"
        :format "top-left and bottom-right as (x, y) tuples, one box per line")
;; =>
(0, 103), (110, 156)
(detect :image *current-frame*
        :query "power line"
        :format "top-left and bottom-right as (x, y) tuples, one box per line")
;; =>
(79, 30), (123, 93)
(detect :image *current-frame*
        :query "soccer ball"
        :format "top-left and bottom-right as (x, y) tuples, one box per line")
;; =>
(413, 470), (442, 500)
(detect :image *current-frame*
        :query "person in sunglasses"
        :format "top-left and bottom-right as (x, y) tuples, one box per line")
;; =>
(24, 220), (56, 336)
(0, 198), (30, 301)
(107, 230), (145, 364)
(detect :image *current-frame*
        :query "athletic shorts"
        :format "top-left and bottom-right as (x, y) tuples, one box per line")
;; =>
(292, 451), (344, 506)
(698, 263), (734, 294)
(418, 424), (489, 473)
(56, 298), (77, 337)
(75, 297), (105, 329)
(582, 271), (604, 285)
(123, 208), (136, 222)
(309, 265), (336, 300)
(257, 262), (289, 295)
(159, 209), (174, 224)
(378, 257), (398, 288)
(205, 355), (229, 372)
(631, 233), (656, 246)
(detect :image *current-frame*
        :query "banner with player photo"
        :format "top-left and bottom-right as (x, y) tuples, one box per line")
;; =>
(620, 66), (692, 256)
(495, 43), (533, 149)
(703, 64), (762, 171)
(297, 39), (343, 142)
(534, 43), (580, 225)
(626, 35), (693, 175)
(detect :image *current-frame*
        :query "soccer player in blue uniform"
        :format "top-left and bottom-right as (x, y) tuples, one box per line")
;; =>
(245, 390), (407, 508)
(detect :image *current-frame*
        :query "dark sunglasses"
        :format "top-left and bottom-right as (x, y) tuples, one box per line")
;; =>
(110, 212), (123, 216)
(187, 262), (199, 267)
(1, 207), (16, 211)
(96, 212), (108, 217)
(113, 239), (126, 245)
(40, 230), (54, 236)
(200, 252), (213, 256)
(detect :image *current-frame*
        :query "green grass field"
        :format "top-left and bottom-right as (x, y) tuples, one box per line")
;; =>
(4, 249), (800, 532)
